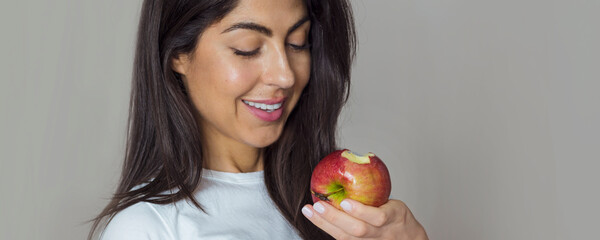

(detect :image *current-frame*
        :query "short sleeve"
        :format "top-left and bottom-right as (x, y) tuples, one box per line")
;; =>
(100, 202), (174, 240)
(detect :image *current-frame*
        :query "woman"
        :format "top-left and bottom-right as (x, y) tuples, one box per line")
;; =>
(89, 0), (428, 239)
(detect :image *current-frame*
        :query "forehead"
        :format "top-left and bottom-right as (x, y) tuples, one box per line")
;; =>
(216, 0), (308, 34)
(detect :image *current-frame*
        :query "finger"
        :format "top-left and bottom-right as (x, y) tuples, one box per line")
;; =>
(302, 204), (353, 239)
(310, 201), (379, 238)
(339, 199), (398, 227)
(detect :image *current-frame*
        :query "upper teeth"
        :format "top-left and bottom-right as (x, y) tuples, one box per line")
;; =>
(243, 100), (283, 111)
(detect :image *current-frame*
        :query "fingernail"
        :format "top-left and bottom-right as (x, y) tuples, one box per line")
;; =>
(313, 202), (325, 214)
(302, 206), (313, 218)
(340, 200), (352, 212)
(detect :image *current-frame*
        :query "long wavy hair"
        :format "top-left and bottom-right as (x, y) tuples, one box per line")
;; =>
(88, 0), (355, 239)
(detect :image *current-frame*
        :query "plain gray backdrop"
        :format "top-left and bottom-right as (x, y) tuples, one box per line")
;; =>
(1, 0), (599, 239)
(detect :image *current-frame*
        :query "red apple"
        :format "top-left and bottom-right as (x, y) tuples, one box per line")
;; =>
(310, 149), (392, 210)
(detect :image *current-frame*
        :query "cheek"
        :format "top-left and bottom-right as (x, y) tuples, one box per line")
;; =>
(214, 58), (261, 97)
(186, 58), (260, 121)
(291, 54), (311, 88)
(195, 55), (260, 105)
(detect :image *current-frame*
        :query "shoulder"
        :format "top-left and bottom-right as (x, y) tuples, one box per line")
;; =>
(100, 201), (175, 240)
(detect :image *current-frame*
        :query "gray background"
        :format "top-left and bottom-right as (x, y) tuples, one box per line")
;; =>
(1, 0), (598, 239)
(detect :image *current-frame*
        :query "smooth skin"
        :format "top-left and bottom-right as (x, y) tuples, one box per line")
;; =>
(171, 0), (428, 238)
(171, 0), (311, 173)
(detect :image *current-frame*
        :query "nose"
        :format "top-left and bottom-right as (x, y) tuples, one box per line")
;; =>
(262, 45), (295, 89)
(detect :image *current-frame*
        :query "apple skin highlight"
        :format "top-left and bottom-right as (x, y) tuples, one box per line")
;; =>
(310, 149), (392, 210)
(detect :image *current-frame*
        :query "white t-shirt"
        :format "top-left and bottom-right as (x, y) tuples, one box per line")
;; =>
(100, 169), (302, 240)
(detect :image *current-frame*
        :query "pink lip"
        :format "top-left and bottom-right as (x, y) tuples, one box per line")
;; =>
(241, 97), (286, 105)
(242, 98), (286, 122)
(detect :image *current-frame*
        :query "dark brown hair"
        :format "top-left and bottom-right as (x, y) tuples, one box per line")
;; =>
(88, 0), (355, 239)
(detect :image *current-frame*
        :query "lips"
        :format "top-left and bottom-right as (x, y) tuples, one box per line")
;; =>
(241, 97), (286, 105)
(242, 97), (286, 122)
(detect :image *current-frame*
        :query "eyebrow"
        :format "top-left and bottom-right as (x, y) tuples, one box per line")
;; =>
(221, 16), (310, 37)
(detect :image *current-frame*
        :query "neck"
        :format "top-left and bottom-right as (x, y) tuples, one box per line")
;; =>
(200, 126), (264, 173)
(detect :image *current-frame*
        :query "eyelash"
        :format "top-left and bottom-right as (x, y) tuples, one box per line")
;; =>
(233, 48), (260, 57)
(233, 43), (311, 58)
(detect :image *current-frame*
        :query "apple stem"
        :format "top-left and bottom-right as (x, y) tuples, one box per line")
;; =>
(311, 188), (345, 201)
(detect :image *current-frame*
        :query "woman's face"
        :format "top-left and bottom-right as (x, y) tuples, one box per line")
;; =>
(172, 0), (311, 148)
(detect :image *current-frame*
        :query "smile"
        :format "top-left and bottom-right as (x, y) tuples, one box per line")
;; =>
(242, 100), (283, 113)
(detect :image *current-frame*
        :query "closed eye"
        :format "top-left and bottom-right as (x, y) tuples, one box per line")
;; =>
(233, 43), (309, 59)
(232, 47), (260, 58)
(288, 43), (311, 51)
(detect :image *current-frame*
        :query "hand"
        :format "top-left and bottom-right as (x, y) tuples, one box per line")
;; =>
(302, 199), (428, 240)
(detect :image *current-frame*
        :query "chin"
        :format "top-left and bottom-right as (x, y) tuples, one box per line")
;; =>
(251, 135), (281, 148)
(246, 139), (276, 149)
(246, 127), (284, 148)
